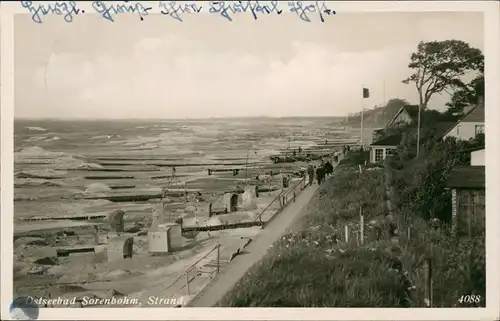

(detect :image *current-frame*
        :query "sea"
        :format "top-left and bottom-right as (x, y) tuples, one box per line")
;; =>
(13, 118), (360, 225)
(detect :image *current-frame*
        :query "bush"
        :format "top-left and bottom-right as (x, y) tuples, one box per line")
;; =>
(389, 130), (485, 307)
(401, 224), (485, 307)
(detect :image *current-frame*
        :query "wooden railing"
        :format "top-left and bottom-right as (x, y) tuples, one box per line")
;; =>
(253, 176), (307, 226)
(163, 242), (221, 296)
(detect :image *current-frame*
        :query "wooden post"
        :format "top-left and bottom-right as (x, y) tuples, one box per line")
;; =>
(407, 227), (411, 241)
(345, 225), (349, 243)
(360, 210), (364, 245)
(293, 191), (296, 203)
(358, 164), (362, 174)
(425, 258), (433, 307)
(186, 271), (190, 295)
(94, 226), (99, 245)
(217, 243), (220, 274)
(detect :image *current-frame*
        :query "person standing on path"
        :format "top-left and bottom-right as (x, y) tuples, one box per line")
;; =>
(324, 161), (333, 177)
(316, 166), (324, 185)
(308, 165), (315, 186)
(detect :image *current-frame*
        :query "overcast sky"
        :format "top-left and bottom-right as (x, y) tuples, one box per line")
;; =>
(14, 11), (483, 119)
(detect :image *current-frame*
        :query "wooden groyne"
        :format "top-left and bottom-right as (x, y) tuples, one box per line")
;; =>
(82, 192), (164, 202)
(21, 213), (107, 222)
(84, 175), (136, 180)
(72, 167), (161, 172)
(92, 160), (266, 167)
(182, 221), (264, 233)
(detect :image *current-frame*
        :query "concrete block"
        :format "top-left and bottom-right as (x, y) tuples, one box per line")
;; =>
(241, 186), (258, 210)
(108, 210), (125, 232)
(107, 236), (133, 262)
(159, 223), (182, 249)
(148, 227), (171, 253)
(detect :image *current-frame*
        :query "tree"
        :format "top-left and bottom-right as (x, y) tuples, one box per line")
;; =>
(402, 40), (484, 110)
(445, 74), (484, 116)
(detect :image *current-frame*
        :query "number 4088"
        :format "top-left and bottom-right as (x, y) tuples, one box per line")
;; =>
(458, 295), (481, 304)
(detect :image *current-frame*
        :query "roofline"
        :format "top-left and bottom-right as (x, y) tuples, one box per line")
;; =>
(446, 186), (485, 190)
(466, 146), (485, 153)
(441, 104), (484, 138)
(384, 106), (409, 130)
(441, 121), (460, 138)
(370, 144), (399, 147)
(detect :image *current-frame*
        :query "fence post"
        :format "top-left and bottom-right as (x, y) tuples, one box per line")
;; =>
(344, 225), (349, 243)
(425, 258), (433, 307)
(186, 271), (190, 295)
(407, 227), (411, 241)
(217, 243), (220, 274)
(293, 191), (296, 203)
(360, 209), (364, 245)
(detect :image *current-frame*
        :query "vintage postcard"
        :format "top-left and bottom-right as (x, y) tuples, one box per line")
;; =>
(1, 1), (499, 320)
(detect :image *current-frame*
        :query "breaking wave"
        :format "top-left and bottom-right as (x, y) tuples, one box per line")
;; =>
(85, 183), (112, 193)
(26, 126), (47, 132)
(15, 146), (102, 170)
(14, 178), (62, 188)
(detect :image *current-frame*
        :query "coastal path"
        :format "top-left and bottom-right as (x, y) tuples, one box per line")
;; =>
(186, 181), (319, 307)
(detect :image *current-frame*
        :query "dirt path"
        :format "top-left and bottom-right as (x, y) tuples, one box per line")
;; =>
(186, 182), (319, 307)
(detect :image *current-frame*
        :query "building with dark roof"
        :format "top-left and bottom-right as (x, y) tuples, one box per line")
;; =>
(446, 165), (485, 237)
(384, 105), (420, 129)
(442, 103), (485, 141)
(369, 134), (402, 163)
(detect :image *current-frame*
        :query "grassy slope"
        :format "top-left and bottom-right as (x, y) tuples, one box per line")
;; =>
(218, 153), (411, 307)
(218, 151), (485, 308)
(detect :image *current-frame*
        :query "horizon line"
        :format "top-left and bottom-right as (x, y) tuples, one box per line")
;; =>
(14, 115), (348, 121)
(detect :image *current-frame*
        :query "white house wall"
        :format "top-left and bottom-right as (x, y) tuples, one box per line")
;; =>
(471, 149), (485, 166)
(444, 122), (484, 141)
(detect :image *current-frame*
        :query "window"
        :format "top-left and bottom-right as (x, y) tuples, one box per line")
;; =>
(375, 148), (384, 162)
(386, 148), (394, 156)
(475, 125), (484, 136)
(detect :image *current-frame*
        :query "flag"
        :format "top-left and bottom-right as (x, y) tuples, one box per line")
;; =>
(363, 88), (370, 98)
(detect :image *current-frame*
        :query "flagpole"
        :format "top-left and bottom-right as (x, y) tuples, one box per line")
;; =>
(361, 87), (366, 148)
(417, 103), (421, 157)
(360, 101), (364, 148)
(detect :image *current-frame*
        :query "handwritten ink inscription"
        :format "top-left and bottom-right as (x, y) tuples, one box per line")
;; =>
(20, 1), (336, 23)
(288, 1), (336, 23)
(209, 1), (283, 22)
(92, 1), (152, 22)
(159, 1), (203, 22)
(21, 1), (82, 24)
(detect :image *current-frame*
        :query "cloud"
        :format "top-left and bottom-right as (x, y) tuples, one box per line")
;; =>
(30, 35), (419, 118)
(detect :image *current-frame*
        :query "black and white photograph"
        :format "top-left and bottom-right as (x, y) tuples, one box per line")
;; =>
(1, 1), (499, 320)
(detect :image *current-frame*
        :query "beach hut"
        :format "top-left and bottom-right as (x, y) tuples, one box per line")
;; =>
(223, 193), (239, 212)
(446, 165), (485, 237)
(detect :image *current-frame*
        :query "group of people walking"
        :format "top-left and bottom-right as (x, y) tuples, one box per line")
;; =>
(306, 158), (334, 186)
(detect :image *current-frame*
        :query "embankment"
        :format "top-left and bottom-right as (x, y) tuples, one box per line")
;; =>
(218, 150), (485, 307)
(217, 153), (411, 307)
